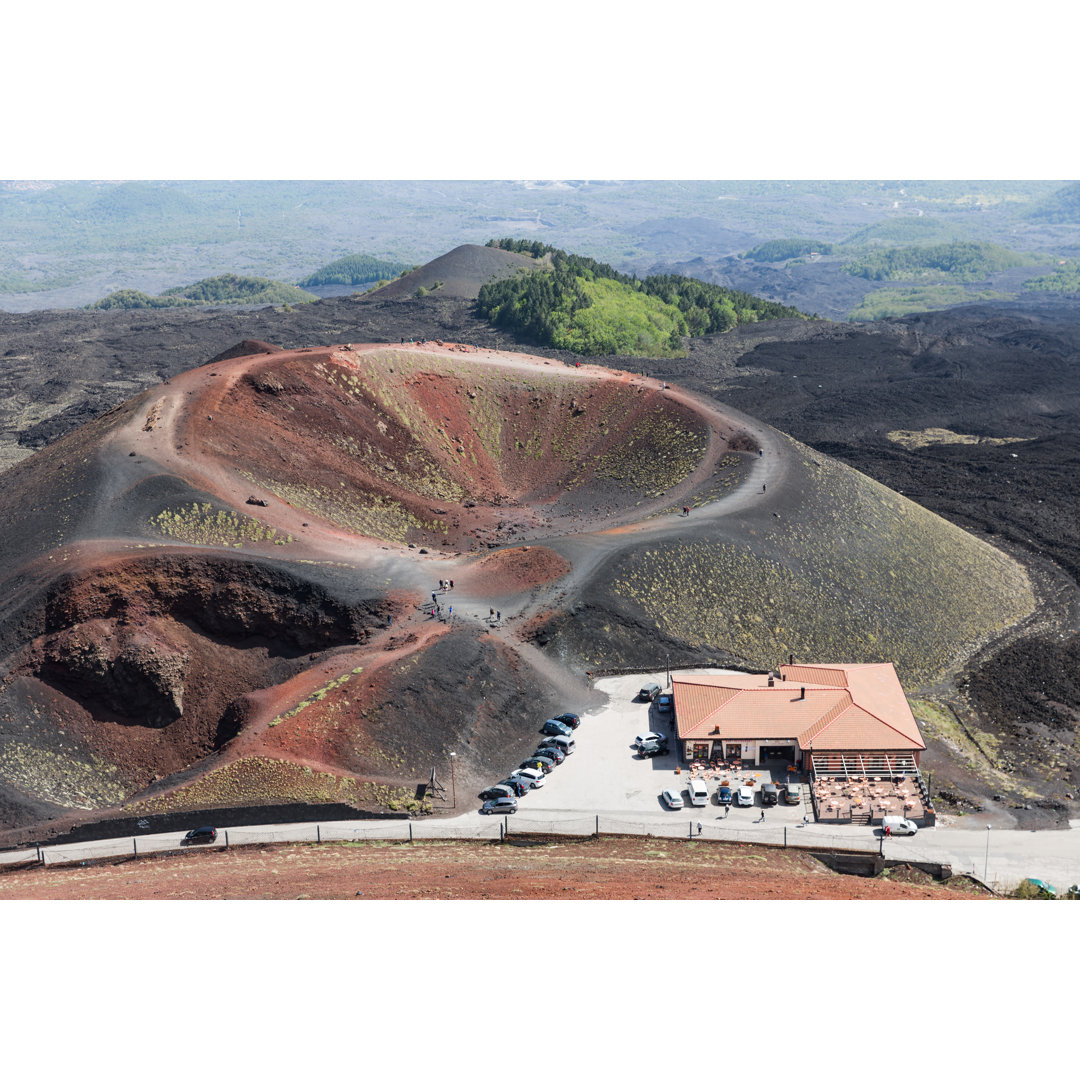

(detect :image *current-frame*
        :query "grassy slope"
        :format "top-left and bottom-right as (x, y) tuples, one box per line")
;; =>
(555, 277), (687, 357)
(550, 436), (1034, 688)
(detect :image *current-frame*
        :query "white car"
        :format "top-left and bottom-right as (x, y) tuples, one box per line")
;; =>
(736, 786), (755, 807)
(661, 789), (684, 809)
(636, 732), (667, 746)
(510, 767), (546, 789)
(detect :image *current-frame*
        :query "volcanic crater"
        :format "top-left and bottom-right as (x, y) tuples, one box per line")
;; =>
(191, 344), (718, 548)
(0, 341), (1038, 839)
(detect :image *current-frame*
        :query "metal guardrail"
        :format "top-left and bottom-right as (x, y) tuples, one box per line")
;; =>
(5, 814), (890, 868)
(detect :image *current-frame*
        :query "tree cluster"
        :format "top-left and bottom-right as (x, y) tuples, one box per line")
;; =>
(87, 274), (317, 310)
(1023, 260), (1080, 294)
(478, 239), (809, 355)
(299, 253), (411, 287)
(743, 238), (834, 262)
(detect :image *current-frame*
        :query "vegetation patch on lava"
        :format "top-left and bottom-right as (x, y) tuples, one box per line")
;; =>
(150, 503), (295, 548)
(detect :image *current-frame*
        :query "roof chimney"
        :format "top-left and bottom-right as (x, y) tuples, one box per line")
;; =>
(800, 686), (805, 700)
(789, 653), (794, 666)
(767, 675), (775, 687)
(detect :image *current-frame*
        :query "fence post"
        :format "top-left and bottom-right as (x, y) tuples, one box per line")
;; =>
(500, 820), (504, 842)
(36, 843), (41, 863)
(317, 825), (321, 844)
(409, 822), (413, 843)
(225, 830), (229, 849)
(784, 826), (787, 848)
(133, 837), (138, 859)
(595, 815), (599, 838)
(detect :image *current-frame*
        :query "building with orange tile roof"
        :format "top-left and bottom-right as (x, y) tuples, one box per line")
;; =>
(672, 663), (925, 771)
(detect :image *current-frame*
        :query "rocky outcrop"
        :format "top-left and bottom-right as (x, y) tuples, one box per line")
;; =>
(41, 621), (190, 726)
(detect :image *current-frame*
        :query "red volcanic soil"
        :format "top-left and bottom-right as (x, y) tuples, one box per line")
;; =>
(0, 837), (986, 900)
(465, 546), (571, 595)
(143, 342), (721, 552)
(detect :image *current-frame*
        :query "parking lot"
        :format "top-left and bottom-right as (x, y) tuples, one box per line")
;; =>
(504, 670), (812, 824)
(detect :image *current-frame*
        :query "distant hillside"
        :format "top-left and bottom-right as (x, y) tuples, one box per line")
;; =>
(86, 182), (200, 223)
(842, 242), (1035, 283)
(365, 243), (541, 301)
(476, 239), (810, 357)
(87, 274), (317, 310)
(1022, 182), (1080, 224)
(298, 254), (412, 288)
(839, 218), (976, 247)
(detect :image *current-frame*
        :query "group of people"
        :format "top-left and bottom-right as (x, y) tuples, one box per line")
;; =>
(419, 578), (506, 627)
(428, 580), (454, 620)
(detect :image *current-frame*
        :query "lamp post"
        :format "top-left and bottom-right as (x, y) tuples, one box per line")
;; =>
(449, 752), (456, 809)
(984, 824), (991, 881)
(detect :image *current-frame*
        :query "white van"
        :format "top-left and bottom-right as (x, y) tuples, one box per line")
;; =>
(881, 815), (918, 836)
(539, 734), (575, 755)
(687, 778), (709, 807)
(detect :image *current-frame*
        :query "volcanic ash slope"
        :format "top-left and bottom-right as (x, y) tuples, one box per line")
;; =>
(540, 434), (1034, 687)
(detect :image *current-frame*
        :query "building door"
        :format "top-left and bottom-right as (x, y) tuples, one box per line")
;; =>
(760, 745), (796, 765)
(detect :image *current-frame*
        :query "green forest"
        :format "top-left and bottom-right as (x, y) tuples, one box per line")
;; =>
(842, 242), (1034, 282)
(1022, 260), (1080, 293)
(87, 274), (317, 310)
(477, 239), (809, 356)
(743, 238), (833, 261)
(298, 253), (412, 287)
(847, 285), (1012, 321)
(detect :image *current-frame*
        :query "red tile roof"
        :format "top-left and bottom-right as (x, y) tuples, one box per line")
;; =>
(672, 664), (924, 752)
